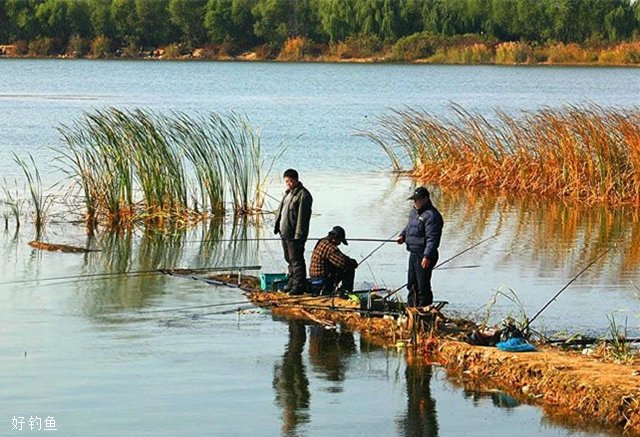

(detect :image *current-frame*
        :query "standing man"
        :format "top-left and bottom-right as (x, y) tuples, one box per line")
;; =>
(397, 187), (443, 307)
(274, 169), (313, 295)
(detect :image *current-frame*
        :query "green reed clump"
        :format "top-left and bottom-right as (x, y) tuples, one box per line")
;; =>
(13, 153), (52, 234)
(1, 179), (22, 230)
(366, 104), (640, 205)
(56, 108), (267, 229)
(605, 313), (633, 362)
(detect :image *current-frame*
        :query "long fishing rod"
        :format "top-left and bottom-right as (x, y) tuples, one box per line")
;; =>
(138, 298), (253, 314)
(383, 232), (499, 302)
(181, 237), (396, 244)
(357, 231), (398, 266)
(0, 265), (262, 286)
(525, 246), (613, 329)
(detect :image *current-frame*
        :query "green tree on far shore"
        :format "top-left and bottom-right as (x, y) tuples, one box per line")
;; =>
(1, 0), (640, 59)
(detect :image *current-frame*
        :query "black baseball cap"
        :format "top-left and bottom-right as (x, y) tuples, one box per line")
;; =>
(328, 226), (348, 245)
(408, 187), (430, 200)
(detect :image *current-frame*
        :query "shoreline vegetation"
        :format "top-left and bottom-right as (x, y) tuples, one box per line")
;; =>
(3, 0), (640, 66)
(366, 104), (640, 206)
(4, 36), (640, 67)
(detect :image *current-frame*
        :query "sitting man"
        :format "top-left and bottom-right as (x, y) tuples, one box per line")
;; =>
(309, 226), (358, 295)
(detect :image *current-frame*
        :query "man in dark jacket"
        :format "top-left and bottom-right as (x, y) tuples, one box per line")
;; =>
(397, 187), (443, 307)
(274, 169), (313, 295)
(309, 226), (358, 295)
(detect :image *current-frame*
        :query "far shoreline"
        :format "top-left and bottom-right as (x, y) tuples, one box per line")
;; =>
(1, 52), (639, 68)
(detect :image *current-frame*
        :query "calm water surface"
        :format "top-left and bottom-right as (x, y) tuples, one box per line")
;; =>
(1, 60), (638, 436)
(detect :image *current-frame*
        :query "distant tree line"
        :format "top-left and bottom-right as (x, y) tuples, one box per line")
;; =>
(1, 0), (639, 56)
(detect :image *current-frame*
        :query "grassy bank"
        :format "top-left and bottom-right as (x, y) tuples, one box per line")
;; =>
(366, 104), (640, 205)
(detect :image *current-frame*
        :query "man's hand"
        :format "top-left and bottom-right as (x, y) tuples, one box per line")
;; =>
(421, 257), (430, 269)
(397, 236), (405, 244)
(349, 258), (358, 269)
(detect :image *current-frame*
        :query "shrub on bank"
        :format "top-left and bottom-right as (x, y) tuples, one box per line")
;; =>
(90, 36), (112, 59)
(67, 35), (90, 58)
(442, 43), (492, 64)
(119, 39), (142, 59)
(331, 33), (383, 59)
(277, 37), (319, 61)
(12, 40), (29, 56)
(162, 43), (181, 59)
(495, 42), (533, 64)
(598, 41), (640, 64)
(389, 32), (441, 61)
(545, 43), (597, 63)
(28, 37), (58, 57)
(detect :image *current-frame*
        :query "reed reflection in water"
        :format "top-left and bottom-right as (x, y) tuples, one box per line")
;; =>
(72, 218), (261, 319)
(436, 188), (640, 281)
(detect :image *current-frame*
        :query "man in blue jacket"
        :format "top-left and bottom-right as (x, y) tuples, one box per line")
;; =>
(397, 187), (444, 307)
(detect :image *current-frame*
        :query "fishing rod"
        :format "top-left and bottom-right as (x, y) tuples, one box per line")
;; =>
(0, 265), (262, 286)
(545, 337), (640, 346)
(383, 232), (499, 302)
(267, 301), (403, 318)
(138, 298), (253, 314)
(181, 237), (396, 244)
(357, 231), (398, 266)
(525, 246), (613, 329)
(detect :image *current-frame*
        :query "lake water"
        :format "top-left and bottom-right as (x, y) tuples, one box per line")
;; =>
(1, 59), (638, 436)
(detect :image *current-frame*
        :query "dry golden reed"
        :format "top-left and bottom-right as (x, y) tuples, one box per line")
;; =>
(367, 104), (640, 205)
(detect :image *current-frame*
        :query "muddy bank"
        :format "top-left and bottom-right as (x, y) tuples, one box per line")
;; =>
(439, 341), (640, 435)
(245, 289), (640, 435)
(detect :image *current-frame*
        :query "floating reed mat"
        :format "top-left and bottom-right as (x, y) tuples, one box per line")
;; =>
(28, 240), (99, 253)
(56, 108), (271, 228)
(365, 104), (640, 205)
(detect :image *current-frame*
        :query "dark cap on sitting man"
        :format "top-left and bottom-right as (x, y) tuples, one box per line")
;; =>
(408, 187), (430, 200)
(328, 226), (348, 245)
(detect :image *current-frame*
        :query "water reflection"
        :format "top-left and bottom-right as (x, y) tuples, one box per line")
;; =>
(308, 326), (356, 392)
(463, 388), (520, 409)
(397, 358), (439, 437)
(74, 218), (260, 318)
(273, 319), (310, 436)
(436, 188), (640, 280)
(272, 320), (442, 437)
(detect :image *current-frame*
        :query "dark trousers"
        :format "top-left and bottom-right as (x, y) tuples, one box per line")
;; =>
(282, 239), (307, 291)
(407, 252), (437, 307)
(323, 267), (355, 294)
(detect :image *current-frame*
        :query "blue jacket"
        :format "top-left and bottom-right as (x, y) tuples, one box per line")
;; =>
(400, 202), (443, 259)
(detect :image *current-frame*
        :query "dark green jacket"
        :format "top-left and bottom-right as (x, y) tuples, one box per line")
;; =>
(274, 182), (313, 241)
